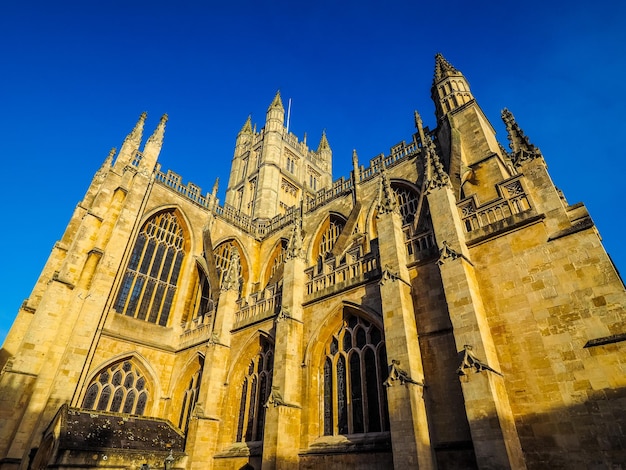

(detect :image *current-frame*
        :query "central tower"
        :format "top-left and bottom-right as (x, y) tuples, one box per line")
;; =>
(224, 92), (332, 219)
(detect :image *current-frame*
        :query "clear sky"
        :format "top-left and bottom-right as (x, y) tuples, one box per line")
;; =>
(1, 1), (625, 343)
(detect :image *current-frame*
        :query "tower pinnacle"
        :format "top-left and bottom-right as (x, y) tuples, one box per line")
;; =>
(268, 90), (284, 111)
(317, 130), (330, 152)
(125, 112), (147, 146)
(433, 53), (461, 82)
(501, 108), (542, 166)
(239, 115), (252, 135)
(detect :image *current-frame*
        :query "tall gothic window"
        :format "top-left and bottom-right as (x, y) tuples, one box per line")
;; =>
(323, 313), (388, 436)
(236, 337), (274, 442)
(82, 360), (148, 415)
(179, 361), (203, 432)
(114, 211), (185, 326)
(213, 240), (246, 292)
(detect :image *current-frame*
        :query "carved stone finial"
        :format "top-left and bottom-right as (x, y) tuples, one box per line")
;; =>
(125, 112), (147, 145)
(501, 108), (542, 167)
(221, 251), (241, 292)
(212, 177), (219, 197)
(424, 140), (451, 193)
(457, 345), (503, 378)
(377, 165), (398, 215)
(384, 359), (424, 388)
(239, 115), (252, 135)
(146, 113), (168, 146)
(276, 307), (291, 322)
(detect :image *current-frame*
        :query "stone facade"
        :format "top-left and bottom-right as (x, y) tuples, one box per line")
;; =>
(1, 54), (625, 470)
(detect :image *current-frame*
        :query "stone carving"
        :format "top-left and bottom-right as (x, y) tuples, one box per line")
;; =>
(264, 386), (299, 408)
(275, 307), (291, 323)
(379, 266), (411, 288)
(221, 251), (241, 292)
(286, 207), (304, 259)
(456, 345), (502, 378)
(377, 165), (398, 215)
(501, 108), (542, 167)
(424, 140), (451, 192)
(383, 360), (424, 388)
(437, 241), (461, 265)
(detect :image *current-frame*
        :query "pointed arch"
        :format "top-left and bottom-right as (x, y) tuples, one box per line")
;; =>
(80, 353), (160, 416)
(113, 208), (189, 326)
(212, 238), (250, 296)
(170, 353), (204, 432)
(310, 212), (348, 263)
(261, 238), (288, 289)
(224, 332), (275, 444)
(303, 302), (388, 438)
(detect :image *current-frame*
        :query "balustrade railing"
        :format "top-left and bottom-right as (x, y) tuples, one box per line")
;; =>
(305, 252), (380, 298)
(458, 175), (532, 233)
(405, 230), (437, 262)
(234, 286), (282, 329)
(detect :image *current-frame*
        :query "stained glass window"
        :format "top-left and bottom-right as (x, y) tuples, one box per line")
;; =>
(114, 211), (185, 326)
(322, 313), (388, 436)
(82, 360), (149, 416)
(235, 337), (274, 442)
(178, 364), (203, 432)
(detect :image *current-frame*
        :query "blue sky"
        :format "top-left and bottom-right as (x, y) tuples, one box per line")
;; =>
(1, 1), (625, 343)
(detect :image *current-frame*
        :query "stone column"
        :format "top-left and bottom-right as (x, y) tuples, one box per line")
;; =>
(262, 217), (306, 469)
(427, 182), (526, 469)
(187, 255), (240, 470)
(376, 172), (435, 470)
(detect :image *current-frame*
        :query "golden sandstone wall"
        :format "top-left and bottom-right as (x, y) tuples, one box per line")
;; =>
(1, 56), (625, 470)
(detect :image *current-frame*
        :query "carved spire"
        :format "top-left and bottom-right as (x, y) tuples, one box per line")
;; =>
(317, 130), (330, 152)
(268, 90), (284, 111)
(501, 108), (542, 166)
(146, 113), (168, 146)
(212, 177), (219, 197)
(433, 53), (460, 82)
(377, 165), (398, 215)
(125, 112), (147, 146)
(221, 251), (241, 292)
(352, 149), (359, 177)
(425, 140), (451, 192)
(239, 115), (252, 135)
(414, 110), (426, 145)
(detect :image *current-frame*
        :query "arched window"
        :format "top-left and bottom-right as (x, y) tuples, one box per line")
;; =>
(82, 360), (149, 415)
(313, 214), (346, 261)
(236, 337), (274, 442)
(179, 360), (203, 432)
(263, 239), (288, 288)
(392, 183), (420, 226)
(191, 267), (212, 320)
(114, 210), (185, 326)
(213, 240), (246, 292)
(323, 313), (388, 436)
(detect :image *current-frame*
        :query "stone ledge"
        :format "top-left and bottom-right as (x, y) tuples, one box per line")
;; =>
(300, 432), (391, 455)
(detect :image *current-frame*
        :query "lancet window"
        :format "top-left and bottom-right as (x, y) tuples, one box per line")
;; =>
(179, 365), (203, 432)
(114, 210), (185, 326)
(236, 337), (274, 442)
(191, 267), (212, 321)
(82, 360), (148, 415)
(323, 313), (388, 436)
(264, 240), (288, 288)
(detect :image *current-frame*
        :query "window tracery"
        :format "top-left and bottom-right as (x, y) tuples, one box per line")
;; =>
(114, 211), (185, 326)
(236, 337), (274, 442)
(213, 240), (245, 292)
(82, 360), (148, 415)
(323, 313), (388, 436)
(179, 365), (203, 431)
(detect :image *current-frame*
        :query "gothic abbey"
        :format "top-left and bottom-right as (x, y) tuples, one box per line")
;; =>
(1, 55), (625, 470)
